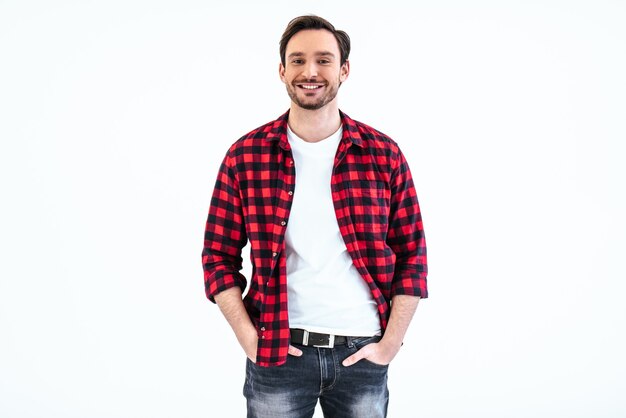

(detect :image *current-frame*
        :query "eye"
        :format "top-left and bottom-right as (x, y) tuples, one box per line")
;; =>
(319, 59), (330, 64)
(292, 59), (303, 64)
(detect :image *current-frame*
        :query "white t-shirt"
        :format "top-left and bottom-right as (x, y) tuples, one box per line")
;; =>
(285, 124), (381, 336)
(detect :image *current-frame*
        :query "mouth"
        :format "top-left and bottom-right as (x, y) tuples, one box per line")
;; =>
(296, 83), (325, 91)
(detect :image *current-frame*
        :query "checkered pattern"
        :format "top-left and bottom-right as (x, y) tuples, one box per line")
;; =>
(202, 109), (427, 367)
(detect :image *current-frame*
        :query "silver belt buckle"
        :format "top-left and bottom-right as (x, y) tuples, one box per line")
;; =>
(305, 330), (335, 349)
(316, 334), (335, 348)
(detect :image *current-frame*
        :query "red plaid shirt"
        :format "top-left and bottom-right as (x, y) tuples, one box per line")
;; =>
(202, 109), (427, 367)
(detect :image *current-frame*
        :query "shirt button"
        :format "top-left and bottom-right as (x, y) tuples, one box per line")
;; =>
(261, 335), (266, 339)
(272, 252), (278, 257)
(288, 190), (293, 195)
(280, 220), (286, 226)
(260, 327), (266, 331)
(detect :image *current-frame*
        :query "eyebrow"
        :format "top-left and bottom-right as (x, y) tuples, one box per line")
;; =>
(287, 51), (336, 59)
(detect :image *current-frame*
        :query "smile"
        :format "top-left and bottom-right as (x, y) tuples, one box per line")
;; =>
(297, 84), (324, 90)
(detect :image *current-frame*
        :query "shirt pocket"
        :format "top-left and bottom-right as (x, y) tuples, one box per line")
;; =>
(350, 180), (389, 233)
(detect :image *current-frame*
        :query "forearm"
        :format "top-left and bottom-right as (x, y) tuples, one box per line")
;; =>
(203, 151), (249, 302)
(214, 287), (258, 360)
(380, 295), (420, 349)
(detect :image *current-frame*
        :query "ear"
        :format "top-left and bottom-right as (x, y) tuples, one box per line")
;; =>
(340, 60), (350, 82)
(279, 62), (286, 83)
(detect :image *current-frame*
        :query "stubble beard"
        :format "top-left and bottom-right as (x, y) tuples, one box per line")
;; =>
(286, 79), (341, 111)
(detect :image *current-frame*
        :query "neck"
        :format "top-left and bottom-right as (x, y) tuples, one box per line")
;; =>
(287, 101), (342, 143)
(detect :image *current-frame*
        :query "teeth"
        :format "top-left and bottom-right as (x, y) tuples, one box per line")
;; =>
(300, 85), (322, 90)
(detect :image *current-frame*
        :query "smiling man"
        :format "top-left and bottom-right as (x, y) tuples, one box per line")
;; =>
(281, 30), (346, 111)
(202, 15), (428, 418)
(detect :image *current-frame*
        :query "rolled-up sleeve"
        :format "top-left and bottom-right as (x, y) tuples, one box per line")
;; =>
(386, 148), (428, 299)
(202, 150), (248, 302)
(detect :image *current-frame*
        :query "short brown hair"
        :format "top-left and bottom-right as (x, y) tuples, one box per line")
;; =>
(279, 15), (351, 67)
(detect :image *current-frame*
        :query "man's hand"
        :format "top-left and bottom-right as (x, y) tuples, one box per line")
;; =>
(343, 295), (421, 367)
(342, 339), (401, 367)
(288, 345), (303, 357)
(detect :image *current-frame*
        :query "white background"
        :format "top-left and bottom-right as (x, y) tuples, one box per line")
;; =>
(1, 1), (625, 417)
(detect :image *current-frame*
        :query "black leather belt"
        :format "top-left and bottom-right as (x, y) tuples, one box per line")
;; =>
(290, 328), (348, 348)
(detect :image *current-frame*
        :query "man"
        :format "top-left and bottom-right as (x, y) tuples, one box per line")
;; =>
(202, 15), (427, 418)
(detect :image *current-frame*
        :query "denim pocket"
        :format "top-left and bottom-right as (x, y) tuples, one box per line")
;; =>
(350, 336), (389, 368)
(352, 335), (383, 350)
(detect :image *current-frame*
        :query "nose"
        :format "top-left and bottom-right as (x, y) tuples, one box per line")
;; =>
(302, 61), (319, 79)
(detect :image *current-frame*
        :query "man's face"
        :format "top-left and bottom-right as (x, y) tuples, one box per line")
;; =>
(279, 29), (350, 111)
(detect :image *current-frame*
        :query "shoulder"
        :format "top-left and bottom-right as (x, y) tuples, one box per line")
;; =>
(222, 112), (288, 161)
(342, 112), (403, 166)
(353, 118), (399, 150)
(227, 120), (279, 151)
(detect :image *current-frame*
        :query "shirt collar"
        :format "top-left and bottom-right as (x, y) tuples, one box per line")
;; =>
(264, 109), (365, 150)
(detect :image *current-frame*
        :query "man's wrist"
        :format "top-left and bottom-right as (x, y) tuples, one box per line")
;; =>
(379, 332), (402, 349)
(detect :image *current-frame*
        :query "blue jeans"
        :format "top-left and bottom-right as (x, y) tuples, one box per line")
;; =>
(243, 336), (389, 418)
